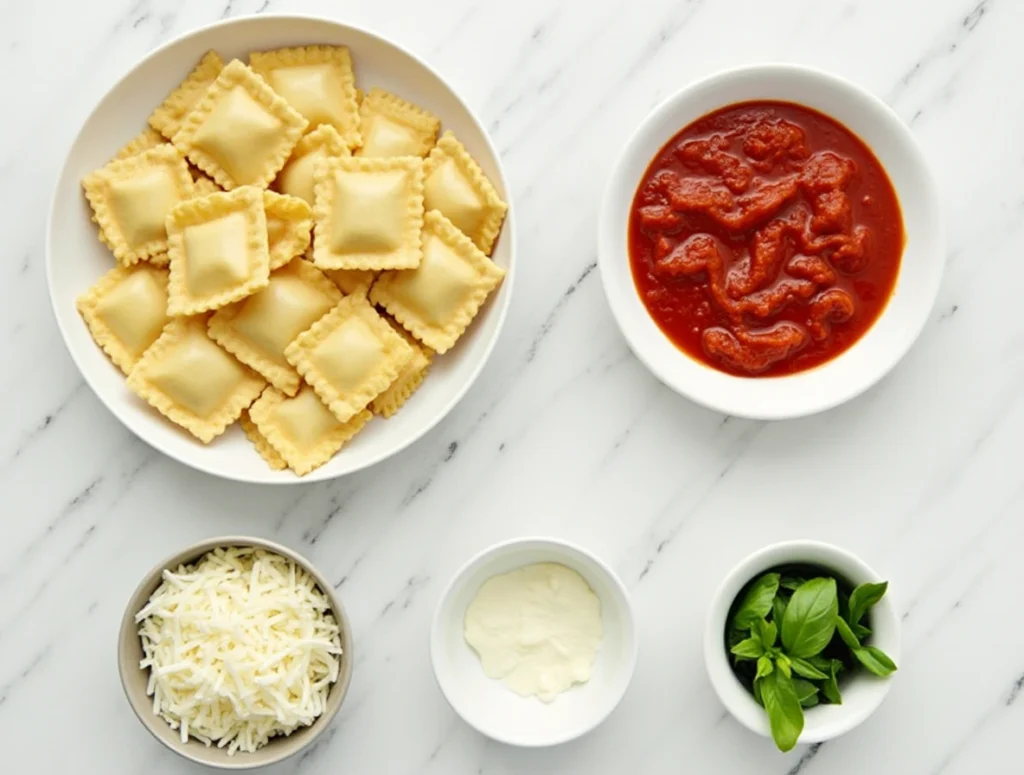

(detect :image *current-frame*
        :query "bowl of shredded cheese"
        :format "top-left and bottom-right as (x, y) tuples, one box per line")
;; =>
(118, 537), (352, 768)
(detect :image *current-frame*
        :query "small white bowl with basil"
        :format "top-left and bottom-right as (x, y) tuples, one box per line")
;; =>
(704, 541), (901, 752)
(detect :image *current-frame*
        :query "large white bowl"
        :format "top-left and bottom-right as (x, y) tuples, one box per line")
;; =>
(47, 15), (515, 483)
(704, 540), (901, 746)
(431, 538), (638, 747)
(598, 64), (943, 419)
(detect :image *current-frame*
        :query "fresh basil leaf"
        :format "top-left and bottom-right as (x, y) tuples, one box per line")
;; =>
(779, 575), (807, 592)
(756, 655), (774, 680)
(790, 656), (828, 680)
(834, 615), (861, 650)
(781, 578), (839, 658)
(772, 595), (787, 625)
(730, 637), (765, 660)
(853, 646), (898, 677)
(756, 618), (778, 649)
(848, 581), (888, 626)
(760, 669), (804, 752)
(821, 659), (842, 704)
(801, 692), (820, 709)
(727, 626), (747, 649)
(792, 678), (818, 703)
(806, 655), (831, 672)
(753, 676), (764, 706)
(732, 573), (781, 630)
(852, 622), (872, 641)
(776, 653), (792, 678)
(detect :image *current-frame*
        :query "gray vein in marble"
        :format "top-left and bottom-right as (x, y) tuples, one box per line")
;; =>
(301, 491), (353, 545)
(379, 574), (430, 618)
(526, 260), (597, 363)
(0, 645), (50, 707)
(8, 381), (85, 460)
(636, 420), (765, 582)
(784, 743), (824, 775)
(887, 0), (992, 108)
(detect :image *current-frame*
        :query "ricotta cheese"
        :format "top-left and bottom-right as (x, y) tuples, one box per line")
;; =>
(463, 562), (602, 702)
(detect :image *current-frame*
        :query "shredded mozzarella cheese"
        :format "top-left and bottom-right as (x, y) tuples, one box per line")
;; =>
(136, 546), (342, 755)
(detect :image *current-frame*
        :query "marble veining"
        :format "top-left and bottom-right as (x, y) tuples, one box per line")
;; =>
(1, 0), (1022, 773)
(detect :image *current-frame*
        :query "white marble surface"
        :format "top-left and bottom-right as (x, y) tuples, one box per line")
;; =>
(1, 0), (1021, 772)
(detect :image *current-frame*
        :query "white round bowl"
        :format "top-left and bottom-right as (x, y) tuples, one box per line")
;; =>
(598, 64), (943, 419)
(431, 538), (637, 747)
(47, 15), (515, 483)
(704, 540), (901, 746)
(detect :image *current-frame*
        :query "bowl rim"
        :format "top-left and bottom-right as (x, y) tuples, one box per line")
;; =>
(702, 539), (901, 745)
(597, 62), (945, 420)
(117, 534), (353, 770)
(45, 13), (517, 485)
(429, 536), (639, 748)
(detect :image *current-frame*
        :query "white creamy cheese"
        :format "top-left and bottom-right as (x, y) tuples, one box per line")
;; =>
(135, 546), (342, 755)
(463, 562), (603, 702)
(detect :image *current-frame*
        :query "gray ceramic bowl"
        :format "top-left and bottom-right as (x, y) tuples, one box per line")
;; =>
(118, 536), (353, 770)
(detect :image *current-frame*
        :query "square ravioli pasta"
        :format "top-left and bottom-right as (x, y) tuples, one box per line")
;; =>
(371, 319), (432, 417)
(357, 88), (439, 158)
(208, 258), (342, 396)
(371, 210), (505, 353)
(148, 51), (224, 140)
(76, 264), (171, 374)
(263, 191), (313, 270)
(166, 186), (271, 315)
(111, 128), (165, 162)
(239, 409), (287, 470)
(312, 155), (424, 271)
(83, 144), (195, 266)
(249, 385), (371, 475)
(172, 59), (307, 190)
(249, 46), (360, 148)
(284, 294), (415, 422)
(273, 124), (350, 206)
(126, 317), (265, 443)
(423, 132), (507, 254)
(324, 267), (376, 297)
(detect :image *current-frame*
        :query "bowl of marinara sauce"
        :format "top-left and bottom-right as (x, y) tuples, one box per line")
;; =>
(598, 64), (943, 419)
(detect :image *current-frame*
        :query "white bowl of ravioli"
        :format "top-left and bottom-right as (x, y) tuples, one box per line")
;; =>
(47, 15), (514, 482)
(431, 538), (638, 747)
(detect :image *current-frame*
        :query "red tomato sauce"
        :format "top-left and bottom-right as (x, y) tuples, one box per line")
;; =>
(628, 101), (904, 377)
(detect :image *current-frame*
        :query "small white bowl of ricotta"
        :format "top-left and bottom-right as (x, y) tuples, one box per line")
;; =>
(430, 537), (637, 747)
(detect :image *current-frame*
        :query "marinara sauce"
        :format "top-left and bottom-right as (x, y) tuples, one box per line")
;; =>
(628, 101), (903, 377)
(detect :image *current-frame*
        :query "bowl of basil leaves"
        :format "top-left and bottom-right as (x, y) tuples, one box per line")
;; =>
(704, 541), (901, 752)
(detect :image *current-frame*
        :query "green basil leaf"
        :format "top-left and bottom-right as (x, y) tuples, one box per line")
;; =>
(776, 653), (792, 678)
(852, 622), (872, 641)
(853, 646), (898, 677)
(727, 626), (747, 649)
(834, 615), (861, 650)
(756, 654), (774, 680)
(781, 578), (839, 658)
(756, 618), (778, 649)
(821, 659), (842, 704)
(730, 637), (765, 660)
(790, 656), (828, 680)
(801, 692), (820, 709)
(806, 655), (831, 672)
(772, 595), (787, 625)
(732, 573), (781, 630)
(759, 669), (804, 752)
(753, 676), (764, 706)
(848, 581), (888, 626)
(779, 575), (807, 592)
(792, 678), (818, 703)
